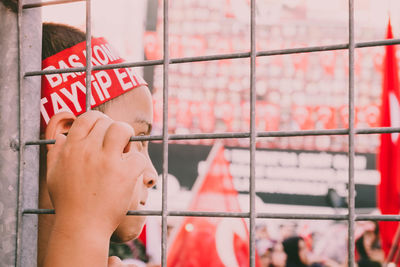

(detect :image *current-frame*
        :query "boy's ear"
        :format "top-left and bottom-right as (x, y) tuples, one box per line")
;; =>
(45, 112), (76, 150)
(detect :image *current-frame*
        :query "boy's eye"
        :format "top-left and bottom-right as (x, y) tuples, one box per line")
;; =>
(140, 140), (147, 148)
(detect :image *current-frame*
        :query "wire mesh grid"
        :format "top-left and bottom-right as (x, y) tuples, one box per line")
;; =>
(12, 0), (400, 266)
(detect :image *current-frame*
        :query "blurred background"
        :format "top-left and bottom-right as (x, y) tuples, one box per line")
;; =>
(41, 0), (400, 266)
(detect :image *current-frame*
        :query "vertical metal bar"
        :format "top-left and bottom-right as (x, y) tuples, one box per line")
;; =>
(15, 1), (24, 265)
(85, 0), (92, 111)
(14, 1), (41, 266)
(347, 0), (356, 266)
(161, 0), (169, 267)
(249, 0), (256, 266)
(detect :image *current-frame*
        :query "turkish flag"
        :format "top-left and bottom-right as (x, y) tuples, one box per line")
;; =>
(377, 20), (400, 256)
(167, 144), (260, 267)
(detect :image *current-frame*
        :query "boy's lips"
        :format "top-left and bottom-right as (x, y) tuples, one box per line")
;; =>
(139, 189), (148, 206)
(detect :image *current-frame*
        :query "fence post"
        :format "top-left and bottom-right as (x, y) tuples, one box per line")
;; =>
(0, 1), (41, 266)
(0, 2), (21, 266)
(17, 1), (42, 266)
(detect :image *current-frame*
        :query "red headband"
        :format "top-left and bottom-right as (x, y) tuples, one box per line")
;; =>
(40, 37), (147, 131)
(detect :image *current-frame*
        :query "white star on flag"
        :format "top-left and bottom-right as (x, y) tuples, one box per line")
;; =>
(389, 91), (400, 143)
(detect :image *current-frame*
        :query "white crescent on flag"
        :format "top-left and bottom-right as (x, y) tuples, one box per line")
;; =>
(389, 92), (400, 143)
(215, 218), (247, 267)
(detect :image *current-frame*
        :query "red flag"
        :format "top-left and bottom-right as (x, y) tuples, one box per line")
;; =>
(137, 217), (162, 264)
(167, 144), (260, 267)
(378, 20), (400, 256)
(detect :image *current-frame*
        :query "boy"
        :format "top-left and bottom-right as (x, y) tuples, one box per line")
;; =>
(38, 23), (158, 267)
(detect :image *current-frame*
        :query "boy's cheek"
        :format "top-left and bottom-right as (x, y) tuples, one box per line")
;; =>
(110, 191), (146, 242)
(111, 216), (146, 242)
(110, 168), (148, 242)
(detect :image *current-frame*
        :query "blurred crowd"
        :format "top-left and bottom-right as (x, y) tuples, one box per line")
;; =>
(109, 220), (386, 267)
(256, 221), (385, 267)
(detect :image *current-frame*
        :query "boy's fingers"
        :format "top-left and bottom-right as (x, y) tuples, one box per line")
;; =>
(86, 116), (113, 146)
(67, 110), (106, 141)
(103, 121), (135, 155)
(108, 256), (123, 266)
(107, 256), (138, 267)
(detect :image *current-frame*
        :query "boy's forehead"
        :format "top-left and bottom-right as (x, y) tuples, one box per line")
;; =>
(104, 86), (153, 132)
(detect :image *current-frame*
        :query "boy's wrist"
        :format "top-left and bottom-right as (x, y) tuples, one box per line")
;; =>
(44, 213), (112, 267)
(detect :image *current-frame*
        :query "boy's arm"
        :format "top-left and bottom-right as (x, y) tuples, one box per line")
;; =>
(44, 111), (145, 267)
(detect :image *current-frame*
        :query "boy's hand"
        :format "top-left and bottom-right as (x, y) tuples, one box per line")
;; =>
(108, 256), (138, 267)
(46, 111), (146, 237)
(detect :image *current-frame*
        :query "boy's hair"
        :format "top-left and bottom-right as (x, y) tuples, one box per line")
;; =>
(42, 23), (116, 113)
(42, 23), (86, 60)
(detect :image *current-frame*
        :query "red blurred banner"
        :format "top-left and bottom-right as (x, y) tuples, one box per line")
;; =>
(378, 20), (400, 257)
(167, 144), (260, 267)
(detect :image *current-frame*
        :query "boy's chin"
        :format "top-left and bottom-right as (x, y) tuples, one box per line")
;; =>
(110, 216), (146, 243)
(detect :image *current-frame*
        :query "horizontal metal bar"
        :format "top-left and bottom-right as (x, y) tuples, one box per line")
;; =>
(127, 210), (161, 216)
(257, 44), (348, 56)
(24, 59), (164, 77)
(257, 129), (348, 137)
(356, 39), (400, 48)
(257, 39), (400, 57)
(23, 0), (84, 9)
(168, 211), (248, 218)
(25, 132), (249, 145)
(23, 208), (400, 221)
(24, 126), (400, 146)
(23, 209), (248, 217)
(170, 52), (250, 63)
(23, 209), (54, 214)
(26, 66), (85, 76)
(256, 213), (348, 220)
(25, 135), (163, 145)
(22, 209), (337, 219)
(24, 39), (400, 77)
(356, 215), (400, 221)
(356, 127), (400, 134)
(23, 209), (163, 216)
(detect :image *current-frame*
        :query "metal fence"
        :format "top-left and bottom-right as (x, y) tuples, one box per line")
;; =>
(2, 0), (400, 266)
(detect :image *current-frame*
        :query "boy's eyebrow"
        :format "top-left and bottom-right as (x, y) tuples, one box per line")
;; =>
(135, 118), (152, 135)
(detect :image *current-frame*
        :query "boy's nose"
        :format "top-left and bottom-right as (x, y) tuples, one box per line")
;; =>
(143, 160), (158, 188)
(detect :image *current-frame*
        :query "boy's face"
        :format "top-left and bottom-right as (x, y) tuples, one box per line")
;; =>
(99, 85), (158, 241)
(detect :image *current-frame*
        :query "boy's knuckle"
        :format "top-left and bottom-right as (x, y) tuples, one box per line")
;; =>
(77, 145), (95, 165)
(85, 110), (102, 118)
(113, 121), (134, 134)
